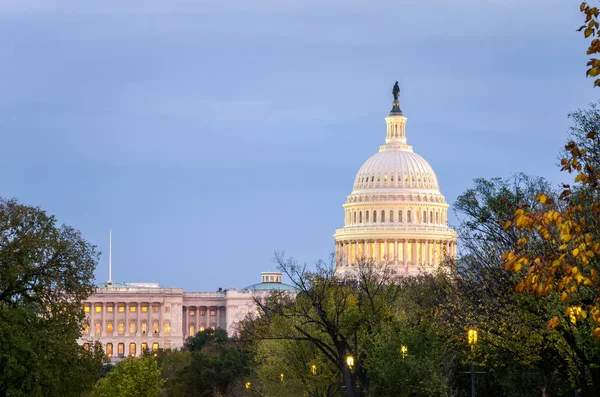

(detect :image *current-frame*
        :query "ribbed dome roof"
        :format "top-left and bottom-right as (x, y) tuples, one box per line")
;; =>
(352, 149), (439, 191)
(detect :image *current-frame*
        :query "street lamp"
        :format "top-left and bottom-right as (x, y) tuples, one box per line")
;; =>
(280, 373), (284, 382)
(346, 355), (354, 369)
(400, 345), (408, 359)
(468, 328), (478, 397)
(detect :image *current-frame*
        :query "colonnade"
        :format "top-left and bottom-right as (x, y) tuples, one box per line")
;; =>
(335, 239), (456, 267)
(182, 305), (224, 337)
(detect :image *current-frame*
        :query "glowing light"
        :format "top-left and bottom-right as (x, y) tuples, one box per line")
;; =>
(401, 345), (408, 359)
(468, 329), (478, 346)
(346, 355), (354, 368)
(311, 364), (317, 375)
(245, 382), (251, 389)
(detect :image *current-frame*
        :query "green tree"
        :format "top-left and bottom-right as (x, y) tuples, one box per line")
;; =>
(242, 254), (402, 397)
(0, 198), (103, 397)
(92, 356), (164, 397)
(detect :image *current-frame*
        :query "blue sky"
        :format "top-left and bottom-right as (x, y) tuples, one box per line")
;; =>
(0, 0), (597, 291)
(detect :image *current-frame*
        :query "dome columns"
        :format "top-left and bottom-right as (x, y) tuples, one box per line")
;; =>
(336, 238), (457, 272)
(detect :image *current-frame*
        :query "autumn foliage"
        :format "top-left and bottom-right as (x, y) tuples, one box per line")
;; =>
(503, 127), (600, 337)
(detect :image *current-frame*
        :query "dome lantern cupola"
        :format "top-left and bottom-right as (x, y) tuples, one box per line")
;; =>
(333, 82), (457, 276)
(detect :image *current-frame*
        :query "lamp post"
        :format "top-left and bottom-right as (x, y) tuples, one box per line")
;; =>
(346, 355), (354, 369)
(468, 329), (478, 397)
(400, 345), (408, 359)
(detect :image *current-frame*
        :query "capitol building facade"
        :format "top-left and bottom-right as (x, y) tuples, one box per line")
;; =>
(79, 84), (457, 359)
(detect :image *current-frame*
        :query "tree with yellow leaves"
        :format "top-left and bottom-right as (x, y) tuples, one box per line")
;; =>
(503, 103), (600, 395)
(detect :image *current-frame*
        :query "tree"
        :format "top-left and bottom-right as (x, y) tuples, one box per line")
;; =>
(446, 175), (575, 396)
(92, 356), (164, 397)
(242, 253), (402, 397)
(156, 329), (254, 397)
(0, 198), (103, 397)
(501, 105), (600, 394)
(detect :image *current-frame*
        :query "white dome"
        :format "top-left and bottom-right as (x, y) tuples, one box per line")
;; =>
(352, 149), (439, 192)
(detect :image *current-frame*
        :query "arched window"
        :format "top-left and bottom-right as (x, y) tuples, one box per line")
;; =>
(373, 211), (376, 222)
(423, 211), (426, 223)
(391, 175), (394, 182)
(430, 211), (433, 224)
(359, 212), (362, 223)
(152, 343), (159, 352)
(395, 125), (398, 136)
(106, 343), (113, 357)
(141, 342), (148, 352)
(83, 343), (90, 351)
(129, 343), (136, 357)
(381, 210), (385, 223)
(118, 343), (125, 357)
(353, 212), (356, 224)
(399, 210), (403, 222)
(390, 210), (394, 222)
(436, 212), (439, 224)
(366, 211), (369, 222)
(407, 210), (412, 223)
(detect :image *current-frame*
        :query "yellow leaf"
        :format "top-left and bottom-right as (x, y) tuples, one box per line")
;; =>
(503, 220), (512, 230)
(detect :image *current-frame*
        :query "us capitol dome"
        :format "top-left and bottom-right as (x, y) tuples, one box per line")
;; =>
(334, 82), (457, 275)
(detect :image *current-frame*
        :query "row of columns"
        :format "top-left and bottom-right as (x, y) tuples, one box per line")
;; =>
(182, 306), (224, 337)
(88, 302), (167, 338)
(335, 239), (456, 267)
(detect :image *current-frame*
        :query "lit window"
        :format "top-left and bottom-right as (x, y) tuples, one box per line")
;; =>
(153, 322), (159, 334)
(118, 343), (124, 357)
(107, 306), (113, 312)
(129, 305), (136, 313)
(130, 322), (136, 334)
(95, 323), (101, 334)
(141, 322), (147, 334)
(107, 322), (113, 334)
(199, 326), (205, 332)
(189, 325), (195, 335)
(200, 310), (205, 316)
(164, 322), (171, 334)
(118, 305), (125, 313)
(84, 305), (90, 313)
(129, 343), (136, 357)
(189, 310), (195, 316)
(152, 306), (160, 313)
(165, 342), (171, 350)
(210, 326), (215, 331)
(141, 306), (148, 313)
(165, 306), (170, 313)
(152, 343), (159, 352)
(95, 305), (102, 313)
(84, 322), (90, 334)
(241, 309), (247, 315)
(118, 322), (124, 335)
(210, 310), (216, 316)
(106, 343), (113, 357)
(141, 342), (148, 352)
(384, 174), (387, 181)
(83, 343), (90, 351)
